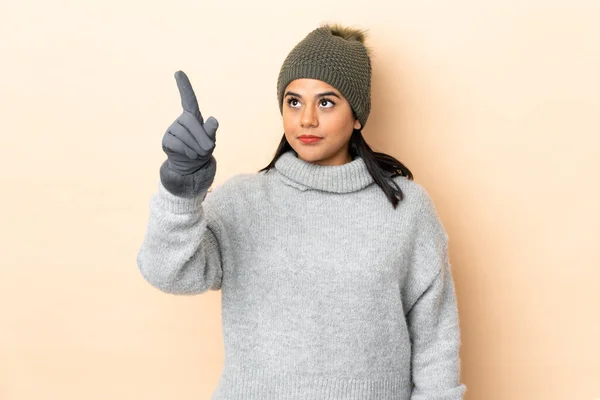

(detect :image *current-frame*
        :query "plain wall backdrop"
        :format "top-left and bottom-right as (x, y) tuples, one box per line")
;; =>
(1, 0), (599, 399)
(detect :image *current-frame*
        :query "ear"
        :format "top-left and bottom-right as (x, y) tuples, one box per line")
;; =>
(353, 119), (362, 130)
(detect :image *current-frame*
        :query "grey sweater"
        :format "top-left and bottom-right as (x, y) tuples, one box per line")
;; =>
(137, 150), (467, 400)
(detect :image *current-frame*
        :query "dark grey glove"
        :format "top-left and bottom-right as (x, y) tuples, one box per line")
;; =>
(162, 70), (218, 175)
(159, 71), (219, 198)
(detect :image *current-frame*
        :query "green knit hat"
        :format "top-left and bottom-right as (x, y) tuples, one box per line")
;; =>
(277, 24), (372, 129)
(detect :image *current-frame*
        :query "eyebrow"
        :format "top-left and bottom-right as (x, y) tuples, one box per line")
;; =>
(284, 91), (342, 99)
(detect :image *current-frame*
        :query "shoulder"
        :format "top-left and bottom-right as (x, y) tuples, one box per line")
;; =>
(391, 175), (448, 241)
(212, 172), (262, 192)
(391, 176), (437, 215)
(203, 171), (267, 209)
(217, 170), (272, 195)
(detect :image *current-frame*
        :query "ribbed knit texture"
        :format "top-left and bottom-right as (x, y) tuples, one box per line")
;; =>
(277, 26), (372, 128)
(137, 150), (467, 399)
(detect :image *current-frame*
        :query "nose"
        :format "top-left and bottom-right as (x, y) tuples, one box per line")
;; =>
(300, 105), (318, 128)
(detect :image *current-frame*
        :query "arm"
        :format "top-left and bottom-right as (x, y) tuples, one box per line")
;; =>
(136, 157), (226, 294)
(404, 190), (467, 399)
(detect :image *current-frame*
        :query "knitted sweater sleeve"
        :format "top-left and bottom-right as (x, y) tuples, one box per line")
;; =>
(403, 188), (467, 400)
(136, 159), (228, 294)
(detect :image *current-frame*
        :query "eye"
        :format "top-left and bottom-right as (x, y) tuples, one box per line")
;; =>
(319, 98), (335, 108)
(286, 98), (301, 108)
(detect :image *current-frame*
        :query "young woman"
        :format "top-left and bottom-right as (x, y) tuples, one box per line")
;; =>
(138, 24), (467, 400)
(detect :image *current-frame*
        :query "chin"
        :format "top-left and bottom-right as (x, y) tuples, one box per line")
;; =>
(290, 144), (322, 160)
(293, 150), (321, 163)
(292, 146), (346, 166)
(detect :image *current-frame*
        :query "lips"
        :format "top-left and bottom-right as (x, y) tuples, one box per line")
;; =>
(298, 135), (323, 144)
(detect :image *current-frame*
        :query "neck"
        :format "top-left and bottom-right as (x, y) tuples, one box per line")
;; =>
(273, 150), (374, 193)
(297, 150), (353, 166)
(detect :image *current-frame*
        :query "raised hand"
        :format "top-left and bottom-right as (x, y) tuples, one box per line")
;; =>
(161, 71), (219, 175)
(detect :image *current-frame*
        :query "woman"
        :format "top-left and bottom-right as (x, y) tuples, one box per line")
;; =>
(137, 24), (467, 399)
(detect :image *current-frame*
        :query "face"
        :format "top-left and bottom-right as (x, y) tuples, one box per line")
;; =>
(282, 79), (362, 166)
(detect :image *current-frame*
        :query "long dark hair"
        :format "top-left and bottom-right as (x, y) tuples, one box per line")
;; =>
(258, 129), (413, 209)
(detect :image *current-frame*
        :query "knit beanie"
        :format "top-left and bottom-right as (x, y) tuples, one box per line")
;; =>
(277, 24), (372, 129)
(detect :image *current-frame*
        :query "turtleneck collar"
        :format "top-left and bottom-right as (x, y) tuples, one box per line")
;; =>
(273, 150), (374, 193)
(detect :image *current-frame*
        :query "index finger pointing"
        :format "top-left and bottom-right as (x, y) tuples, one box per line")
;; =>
(174, 70), (203, 124)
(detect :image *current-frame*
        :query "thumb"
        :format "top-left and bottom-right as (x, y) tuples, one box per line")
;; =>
(204, 116), (219, 142)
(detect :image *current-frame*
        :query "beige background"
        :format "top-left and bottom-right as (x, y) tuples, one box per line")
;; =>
(1, 0), (599, 399)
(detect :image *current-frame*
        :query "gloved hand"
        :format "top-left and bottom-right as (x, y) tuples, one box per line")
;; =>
(162, 70), (219, 175)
